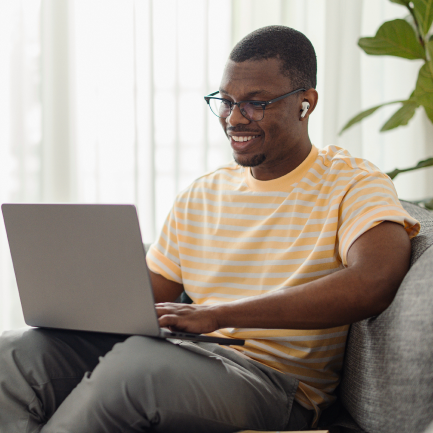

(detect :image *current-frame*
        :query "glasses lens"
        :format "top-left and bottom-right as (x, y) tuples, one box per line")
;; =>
(240, 102), (264, 121)
(209, 98), (231, 118)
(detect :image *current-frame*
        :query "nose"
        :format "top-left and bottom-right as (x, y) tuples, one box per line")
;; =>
(226, 104), (251, 126)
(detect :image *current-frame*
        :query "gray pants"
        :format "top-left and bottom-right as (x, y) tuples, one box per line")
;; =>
(0, 328), (313, 432)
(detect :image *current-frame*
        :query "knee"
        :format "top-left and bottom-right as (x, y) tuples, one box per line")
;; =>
(0, 328), (44, 388)
(114, 336), (181, 378)
(0, 328), (69, 380)
(96, 336), (174, 379)
(84, 337), (177, 399)
(0, 328), (44, 366)
(2, 326), (58, 352)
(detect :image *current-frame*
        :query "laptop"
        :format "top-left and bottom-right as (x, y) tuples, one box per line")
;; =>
(1, 203), (244, 346)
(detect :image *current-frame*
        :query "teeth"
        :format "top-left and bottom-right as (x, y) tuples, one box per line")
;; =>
(232, 135), (257, 142)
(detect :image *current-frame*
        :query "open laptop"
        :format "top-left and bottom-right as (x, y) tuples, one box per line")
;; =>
(1, 203), (244, 346)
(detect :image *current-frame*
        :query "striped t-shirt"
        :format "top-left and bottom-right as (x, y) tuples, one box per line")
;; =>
(146, 144), (420, 422)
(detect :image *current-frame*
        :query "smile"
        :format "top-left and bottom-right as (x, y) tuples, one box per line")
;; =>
(229, 134), (261, 153)
(230, 135), (259, 143)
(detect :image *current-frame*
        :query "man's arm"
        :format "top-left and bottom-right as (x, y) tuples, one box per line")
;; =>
(149, 269), (184, 303)
(156, 221), (411, 332)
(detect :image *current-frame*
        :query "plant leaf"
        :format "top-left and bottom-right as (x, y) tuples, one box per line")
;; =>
(358, 19), (426, 60)
(386, 157), (433, 179)
(414, 62), (433, 121)
(412, 0), (433, 36)
(413, 197), (433, 210)
(422, 198), (433, 210)
(380, 100), (419, 131)
(389, 0), (411, 5)
(339, 101), (403, 135)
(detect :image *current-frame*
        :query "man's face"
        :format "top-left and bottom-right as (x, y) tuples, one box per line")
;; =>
(218, 58), (306, 179)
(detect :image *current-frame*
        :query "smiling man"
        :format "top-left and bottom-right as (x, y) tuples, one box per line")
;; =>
(0, 26), (420, 433)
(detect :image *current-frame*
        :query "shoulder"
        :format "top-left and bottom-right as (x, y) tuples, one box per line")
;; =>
(318, 145), (380, 173)
(316, 145), (392, 185)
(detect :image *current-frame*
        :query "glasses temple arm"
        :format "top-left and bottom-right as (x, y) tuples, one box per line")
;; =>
(268, 88), (306, 105)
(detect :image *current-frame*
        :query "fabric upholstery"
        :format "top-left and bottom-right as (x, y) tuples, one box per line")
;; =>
(424, 420), (433, 433)
(335, 202), (433, 433)
(400, 200), (433, 266)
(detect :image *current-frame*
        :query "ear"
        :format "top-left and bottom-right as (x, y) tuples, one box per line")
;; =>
(299, 88), (318, 121)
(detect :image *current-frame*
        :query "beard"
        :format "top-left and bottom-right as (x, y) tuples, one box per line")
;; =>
(233, 152), (266, 167)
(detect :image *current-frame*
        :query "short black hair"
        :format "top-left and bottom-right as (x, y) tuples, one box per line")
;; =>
(229, 25), (317, 89)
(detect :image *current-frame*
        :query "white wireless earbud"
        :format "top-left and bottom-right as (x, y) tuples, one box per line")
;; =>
(301, 101), (310, 118)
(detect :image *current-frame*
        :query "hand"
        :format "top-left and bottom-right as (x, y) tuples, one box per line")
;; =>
(155, 303), (220, 334)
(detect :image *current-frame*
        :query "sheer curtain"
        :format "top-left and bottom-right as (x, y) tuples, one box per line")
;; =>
(0, 0), (43, 331)
(72, 0), (232, 242)
(1, 0), (431, 333)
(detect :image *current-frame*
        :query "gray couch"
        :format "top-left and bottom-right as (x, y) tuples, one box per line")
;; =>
(319, 200), (433, 433)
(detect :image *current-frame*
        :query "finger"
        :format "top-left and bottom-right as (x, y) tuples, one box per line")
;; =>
(158, 314), (180, 329)
(155, 306), (168, 318)
(155, 304), (177, 317)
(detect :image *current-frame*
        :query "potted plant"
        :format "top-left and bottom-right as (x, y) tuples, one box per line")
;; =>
(340, 0), (433, 209)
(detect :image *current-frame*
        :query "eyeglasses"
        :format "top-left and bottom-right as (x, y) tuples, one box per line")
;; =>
(204, 88), (306, 122)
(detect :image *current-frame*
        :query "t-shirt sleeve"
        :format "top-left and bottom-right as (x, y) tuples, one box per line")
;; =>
(337, 171), (420, 266)
(146, 203), (183, 284)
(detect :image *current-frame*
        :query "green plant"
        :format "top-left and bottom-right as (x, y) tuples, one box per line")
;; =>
(339, 0), (433, 190)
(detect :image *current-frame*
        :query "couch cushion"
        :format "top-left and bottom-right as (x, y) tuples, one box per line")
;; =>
(424, 420), (433, 433)
(339, 239), (433, 433)
(400, 200), (433, 266)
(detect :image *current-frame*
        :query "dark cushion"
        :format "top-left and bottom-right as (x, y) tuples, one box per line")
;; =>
(335, 202), (433, 433)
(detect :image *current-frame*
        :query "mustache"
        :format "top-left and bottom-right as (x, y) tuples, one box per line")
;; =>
(226, 127), (262, 134)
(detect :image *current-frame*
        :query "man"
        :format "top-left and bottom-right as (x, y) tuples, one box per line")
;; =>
(0, 26), (419, 432)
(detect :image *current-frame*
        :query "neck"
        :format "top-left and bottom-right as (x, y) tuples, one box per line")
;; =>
(250, 140), (312, 181)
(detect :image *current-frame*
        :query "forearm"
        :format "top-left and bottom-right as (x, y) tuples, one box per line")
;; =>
(213, 222), (411, 330)
(213, 266), (398, 330)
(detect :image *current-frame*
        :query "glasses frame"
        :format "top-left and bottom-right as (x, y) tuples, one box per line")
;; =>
(204, 88), (306, 121)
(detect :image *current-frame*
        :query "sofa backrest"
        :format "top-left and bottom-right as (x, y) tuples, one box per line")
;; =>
(339, 201), (433, 433)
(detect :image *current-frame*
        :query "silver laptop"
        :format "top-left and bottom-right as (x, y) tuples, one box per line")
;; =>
(1, 203), (244, 346)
